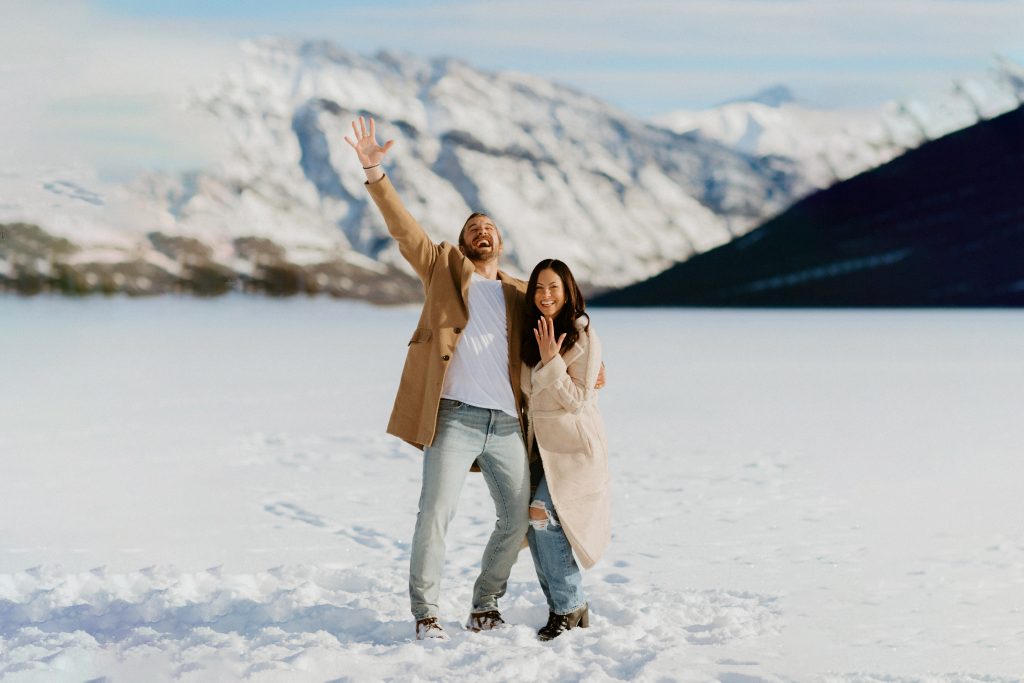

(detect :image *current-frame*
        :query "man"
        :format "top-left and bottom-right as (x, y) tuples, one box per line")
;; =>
(345, 117), (532, 640)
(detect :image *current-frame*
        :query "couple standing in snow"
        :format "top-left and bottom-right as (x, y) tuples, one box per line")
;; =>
(344, 117), (611, 642)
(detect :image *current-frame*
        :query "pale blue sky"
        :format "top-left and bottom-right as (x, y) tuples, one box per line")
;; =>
(3, 0), (1022, 179)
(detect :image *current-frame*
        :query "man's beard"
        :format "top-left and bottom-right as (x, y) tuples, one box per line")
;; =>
(463, 243), (500, 262)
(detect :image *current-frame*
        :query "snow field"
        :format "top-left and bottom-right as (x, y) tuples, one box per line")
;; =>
(1, 297), (1023, 681)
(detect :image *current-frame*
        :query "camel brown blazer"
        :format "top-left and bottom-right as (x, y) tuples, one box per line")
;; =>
(364, 174), (528, 449)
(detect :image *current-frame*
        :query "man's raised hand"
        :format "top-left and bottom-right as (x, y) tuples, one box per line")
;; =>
(343, 116), (395, 168)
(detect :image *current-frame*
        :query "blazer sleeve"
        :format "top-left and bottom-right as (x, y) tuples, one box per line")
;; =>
(364, 174), (439, 283)
(531, 329), (601, 414)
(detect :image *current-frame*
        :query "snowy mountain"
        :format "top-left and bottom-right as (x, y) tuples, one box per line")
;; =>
(594, 103), (1024, 307)
(1, 39), (807, 300)
(652, 58), (1024, 189)
(3, 42), (1022, 301)
(139, 39), (812, 287)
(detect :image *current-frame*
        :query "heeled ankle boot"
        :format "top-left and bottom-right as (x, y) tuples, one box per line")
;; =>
(537, 603), (589, 641)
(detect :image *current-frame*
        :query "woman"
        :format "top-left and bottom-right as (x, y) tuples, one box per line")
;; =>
(521, 259), (611, 641)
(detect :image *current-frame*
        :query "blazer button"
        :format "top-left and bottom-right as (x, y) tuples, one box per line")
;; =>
(454, 327), (462, 334)
(442, 354), (451, 361)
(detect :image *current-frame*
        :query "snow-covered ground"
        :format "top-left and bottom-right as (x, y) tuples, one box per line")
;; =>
(2, 297), (1022, 682)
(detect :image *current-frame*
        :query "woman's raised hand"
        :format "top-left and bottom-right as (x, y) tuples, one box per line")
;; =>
(343, 116), (395, 168)
(534, 316), (567, 365)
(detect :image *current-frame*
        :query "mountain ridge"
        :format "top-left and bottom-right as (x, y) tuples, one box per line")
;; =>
(592, 104), (1024, 307)
(1, 38), (807, 299)
(3, 41), (1021, 301)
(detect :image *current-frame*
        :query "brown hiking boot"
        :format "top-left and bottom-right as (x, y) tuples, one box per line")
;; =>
(415, 617), (450, 640)
(537, 603), (589, 641)
(465, 609), (506, 632)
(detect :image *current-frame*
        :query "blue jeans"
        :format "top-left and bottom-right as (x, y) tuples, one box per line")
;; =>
(409, 399), (530, 620)
(527, 474), (587, 615)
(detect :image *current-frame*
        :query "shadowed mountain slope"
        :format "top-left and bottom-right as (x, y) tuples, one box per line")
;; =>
(593, 105), (1024, 307)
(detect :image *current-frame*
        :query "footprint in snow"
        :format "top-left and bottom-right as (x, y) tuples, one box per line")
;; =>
(261, 500), (410, 557)
(262, 501), (328, 528)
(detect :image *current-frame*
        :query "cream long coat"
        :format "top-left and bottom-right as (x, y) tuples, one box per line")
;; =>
(364, 175), (528, 449)
(522, 318), (610, 569)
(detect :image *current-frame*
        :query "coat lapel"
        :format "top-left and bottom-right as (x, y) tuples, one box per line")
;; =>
(562, 342), (585, 368)
(498, 271), (520, 339)
(458, 257), (475, 315)
(499, 270), (524, 415)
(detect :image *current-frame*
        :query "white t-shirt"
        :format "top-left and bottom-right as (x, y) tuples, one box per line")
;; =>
(441, 272), (518, 417)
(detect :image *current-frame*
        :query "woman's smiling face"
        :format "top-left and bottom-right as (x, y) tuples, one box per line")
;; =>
(534, 268), (566, 318)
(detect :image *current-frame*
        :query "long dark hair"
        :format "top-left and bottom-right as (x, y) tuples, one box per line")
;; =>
(521, 259), (589, 367)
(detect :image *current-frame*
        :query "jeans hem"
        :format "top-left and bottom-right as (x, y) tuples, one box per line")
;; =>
(471, 598), (499, 613)
(552, 600), (587, 616)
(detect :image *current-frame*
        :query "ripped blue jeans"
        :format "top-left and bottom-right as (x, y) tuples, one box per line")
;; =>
(527, 474), (586, 615)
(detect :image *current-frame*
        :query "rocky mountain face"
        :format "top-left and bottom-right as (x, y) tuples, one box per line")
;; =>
(1, 39), (807, 300)
(593, 104), (1024, 307)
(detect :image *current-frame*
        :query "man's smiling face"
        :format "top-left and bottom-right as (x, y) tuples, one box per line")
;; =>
(459, 214), (502, 262)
